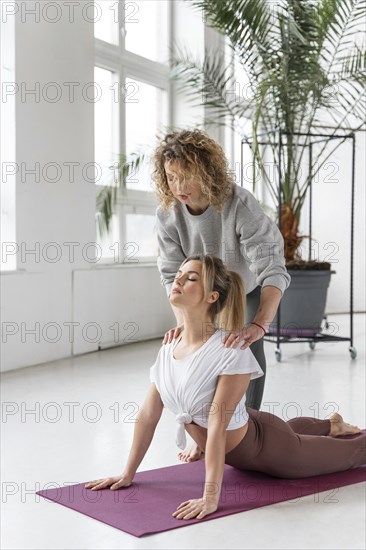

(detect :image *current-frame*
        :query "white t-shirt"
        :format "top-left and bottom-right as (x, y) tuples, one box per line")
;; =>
(149, 329), (264, 449)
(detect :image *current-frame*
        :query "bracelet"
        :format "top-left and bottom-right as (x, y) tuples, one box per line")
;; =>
(250, 321), (266, 335)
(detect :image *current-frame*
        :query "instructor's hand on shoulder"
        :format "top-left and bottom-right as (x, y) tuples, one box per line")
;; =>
(163, 324), (184, 345)
(84, 474), (133, 491)
(222, 324), (264, 350)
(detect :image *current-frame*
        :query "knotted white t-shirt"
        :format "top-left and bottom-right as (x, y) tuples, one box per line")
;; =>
(149, 329), (264, 449)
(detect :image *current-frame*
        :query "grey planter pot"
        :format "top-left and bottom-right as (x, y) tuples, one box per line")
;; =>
(269, 270), (334, 336)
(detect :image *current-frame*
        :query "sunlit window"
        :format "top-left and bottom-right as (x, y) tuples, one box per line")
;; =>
(98, 213), (120, 259)
(126, 213), (158, 258)
(94, 67), (117, 187)
(125, 0), (169, 63)
(94, 1), (171, 261)
(94, 0), (119, 45)
(125, 77), (168, 192)
(94, 66), (120, 257)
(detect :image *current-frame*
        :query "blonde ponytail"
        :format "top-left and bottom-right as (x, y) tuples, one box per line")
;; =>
(217, 270), (246, 331)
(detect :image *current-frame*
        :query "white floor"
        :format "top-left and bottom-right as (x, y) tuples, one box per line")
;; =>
(1, 313), (365, 550)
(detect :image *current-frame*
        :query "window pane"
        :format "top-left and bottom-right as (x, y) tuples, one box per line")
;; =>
(125, 0), (169, 63)
(125, 78), (167, 191)
(97, 214), (120, 259)
(94, 67), (117, 187)
(126, 214), (158, 257)
(94, 1), (118, 44)
(233, 52), (253, 192)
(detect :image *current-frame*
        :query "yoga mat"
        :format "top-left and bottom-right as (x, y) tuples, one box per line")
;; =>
(36, 432), (366, 538)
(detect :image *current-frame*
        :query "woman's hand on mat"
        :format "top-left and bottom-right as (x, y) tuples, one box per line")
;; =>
(84, 474), (133, 491)
(172, 497), (218, 520)
(162, 323), (184, 345)
(222, 324), (263, 350)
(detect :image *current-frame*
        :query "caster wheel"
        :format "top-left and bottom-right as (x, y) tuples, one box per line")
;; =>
(324, 321), (330, 330)
(309, 341), (316, 350)
(275, 349), (282, 362)
(349, 347), (357, 360)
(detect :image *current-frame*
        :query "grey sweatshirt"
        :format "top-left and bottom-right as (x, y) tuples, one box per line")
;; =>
(156, 184), (291, 297)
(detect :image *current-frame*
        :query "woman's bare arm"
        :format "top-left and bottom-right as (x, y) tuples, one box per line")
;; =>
(223, 286), (283, 349)
(123, 383), (164, 478)
(85, 383), (164, 491)
(253, 285), (282, 330)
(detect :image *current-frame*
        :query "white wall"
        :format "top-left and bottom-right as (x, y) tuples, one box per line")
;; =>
(300, 132), (366, 314)
(0, 3), (175, 372)
(1, 2), (363, 372)
(258, 132), (365, 315)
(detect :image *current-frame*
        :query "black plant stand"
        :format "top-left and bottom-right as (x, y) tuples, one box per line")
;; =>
(241, 129), (357, 362)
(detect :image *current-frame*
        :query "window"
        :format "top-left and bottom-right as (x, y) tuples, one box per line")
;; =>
(126, 212), (159, 257)
(125, 0), (169, 63)
(223, 37), (259, 198)
(94, 0), (119, 45)
(94, 67), (118, 188)
(94, 0), (171, 263)
(125, 77), (168, 191)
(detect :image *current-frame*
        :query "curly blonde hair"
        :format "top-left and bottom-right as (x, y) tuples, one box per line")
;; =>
(152, 129), (235, 212)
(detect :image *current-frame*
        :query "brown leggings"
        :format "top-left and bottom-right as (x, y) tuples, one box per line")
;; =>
(224, 408), (366, 479)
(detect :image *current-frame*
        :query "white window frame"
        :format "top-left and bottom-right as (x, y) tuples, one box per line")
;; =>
(94, 0), (173, 265)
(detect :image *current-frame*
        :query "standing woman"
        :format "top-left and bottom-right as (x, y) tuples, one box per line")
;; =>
(152, 129), (291, 412)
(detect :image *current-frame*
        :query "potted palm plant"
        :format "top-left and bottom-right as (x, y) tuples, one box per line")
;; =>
(97, 0), (365, 339)
(167, 0), (365, 336)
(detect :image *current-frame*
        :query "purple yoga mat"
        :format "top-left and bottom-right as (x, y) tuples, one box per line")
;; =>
(267, 326), (320, 337)
(36, 432), (366, 538)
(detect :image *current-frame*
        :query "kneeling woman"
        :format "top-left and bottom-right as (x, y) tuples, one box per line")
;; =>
(85, 255), (365, 520)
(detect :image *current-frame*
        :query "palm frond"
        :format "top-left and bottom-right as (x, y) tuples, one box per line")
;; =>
(189, 0), (279, 73)
(95, 151), (148, 239)
(170, 41), (256, 121)
(317, 0), (365, 73)
(337, 45), (366, 81)
(112, 0), (366, 262)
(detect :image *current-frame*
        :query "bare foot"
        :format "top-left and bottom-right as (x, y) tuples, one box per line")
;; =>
(178, 443), (204, 462)
(329, 412), (361, 437)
